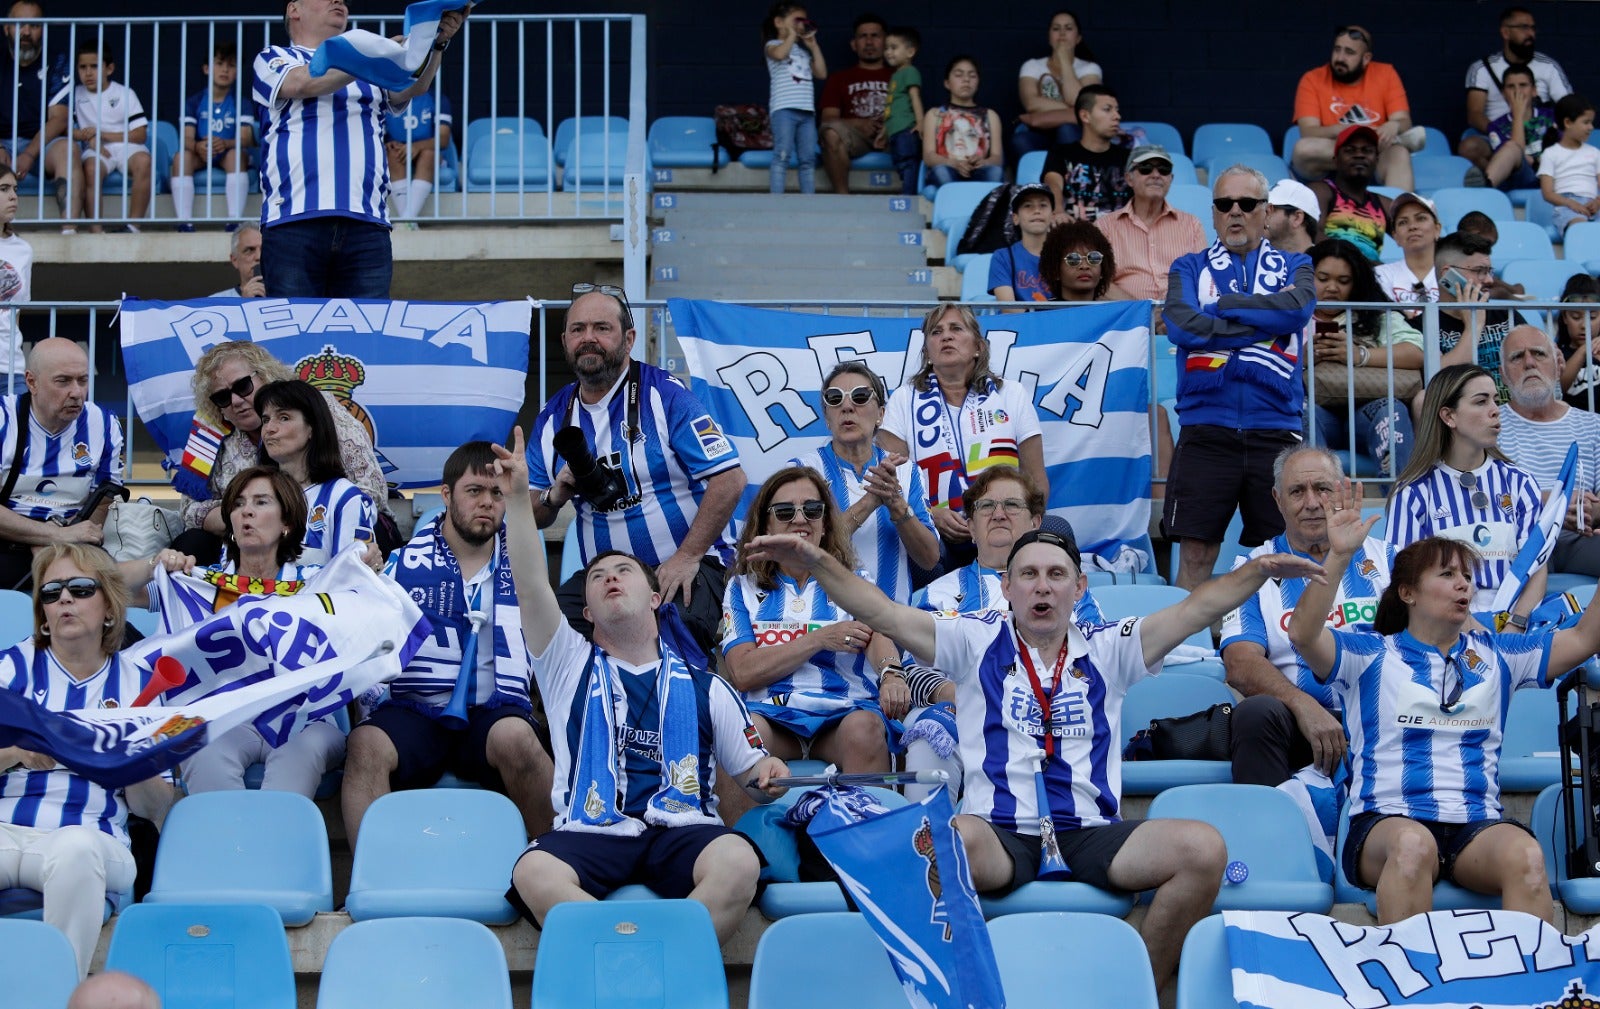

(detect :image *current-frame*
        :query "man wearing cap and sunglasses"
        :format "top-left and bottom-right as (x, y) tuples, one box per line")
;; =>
(1290, 25), (1422, 193)
(1095, 143), (1205, 307)
(527, 283), (746, 660)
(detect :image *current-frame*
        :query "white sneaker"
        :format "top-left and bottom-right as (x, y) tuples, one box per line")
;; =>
(1395, 126), (1427, 153)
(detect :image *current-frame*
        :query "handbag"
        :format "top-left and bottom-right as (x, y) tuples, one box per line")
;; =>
(100, 498), (182, 562)
(1312, 365), (1424, 407)
(1147, 702), (1233, 761)
(712, 103), (772, 171)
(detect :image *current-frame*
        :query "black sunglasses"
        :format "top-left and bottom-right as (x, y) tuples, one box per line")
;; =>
(1132, 162), (1172, 176)
(1213, 197), (1264, 213)
(1064, 251), (1104, 267)
(207, 374), (255, 409)
(823, 386), (877, 407)
(769, 500), (826, 523)
(1459, 471), (1490, 510)
(571, 282), (635, 329)
(39, 577), (101, 604)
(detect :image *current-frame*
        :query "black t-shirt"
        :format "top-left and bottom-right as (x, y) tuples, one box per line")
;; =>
(1041, 141), (1130, 221)
(0, 49), (69, 142)
(1438, 307), (1514, 398)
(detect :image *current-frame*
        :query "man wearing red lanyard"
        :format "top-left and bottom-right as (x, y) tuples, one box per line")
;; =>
(742, 524), (1321, 992)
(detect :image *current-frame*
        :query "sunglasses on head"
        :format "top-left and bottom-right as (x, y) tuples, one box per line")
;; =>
(39, 577), (101, 604)
(1213, 197), (1264, 213)
(1132, 162), (1172, 176)
(1458, 470), (1490, 510)
(207, 374), (255, 410)
(1064, 251), (1104, 267)
(768, 500), (826, 523)
(822, 386), (877, 407)
(571, 282), (635, 328)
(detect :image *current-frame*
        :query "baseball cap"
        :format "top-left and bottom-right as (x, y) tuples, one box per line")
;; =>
(1267, 179), (1321, 220)
(1006, 526), (1082, 572)
(1386, 191), (1437, 232)
(1124, 144), (1172, 173)
(1335, 124), (1379, 151)
(1010, 183), (1054, 214)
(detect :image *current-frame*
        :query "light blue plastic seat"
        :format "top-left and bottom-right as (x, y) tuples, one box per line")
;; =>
(1093, 584), (1224, 679)
(978, 880), (1135, 918)
(1334, 803), (1497, 915)
(552, 116), (629, 168)
(1499, 688), (1569, 792)
(1120, 674), (1235, 795)
(1147, 784), (1332, 912)
(532, 899), (727, 1009)
(1205, 152), (1289, 187)
(1359, 504), (1387, 537)
(1191, 123), (1274, 168)
(932, 181), (1002, 271)
(1167, 183), (1217, 243)
(0, 918), (83, 1009)
(1122, 121), (1185, 157)
(146, 791), (332, 925)
(1531, 783), (1600, 913)
(464, 117), (550, 190)
(988, 912), (1156, 1009)
(1167, 153), (1200, 186)
(961, 254), (995, 303)
(106, 903), (295, 1009)
(125, 607), (159, 637)
(1522, 188), (1564, 242)
(648, 116), (718, 169)
(0, 588), (33, 646)
(560, 531), (584, 581)
(1176, 914), (1239, 1009)
(1419, 126), (1451, 156)
(1546, 573), (1597, 597)
(1501, 259), (1586, 303)
(562, 127), (632, 189)
(1430, 187), (1515, 231)
(1492, 219), (1556, 265)
(1564, 221), (1600, 271)
(749, 913), (904, 1009)
(344, 790), (527, 923)
(850, 150), (892, 170)
(0, 887), (121, 921)
(1410, 154), (1474, 192)
(317, 916), (512, 1009)
(1016, 150), (1046, 185)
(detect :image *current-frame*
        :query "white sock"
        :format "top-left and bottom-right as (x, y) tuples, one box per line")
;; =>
(224, 172), (249, 220)
(903, 738), (963, 802)
(402, 179), (432, 219)
(170, 175), (194, 221)
(389, 179), (408, 218)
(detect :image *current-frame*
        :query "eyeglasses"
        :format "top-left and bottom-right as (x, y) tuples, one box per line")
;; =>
(1459, 470), (1490, 510)
(1132, 162), (1172, 176)
(822, 386), (876, 407)
(207, 374), (255, 409)
(1213, 197), (1264, 213)
(1457, 265), (1494, 278)
(769, 500), (826, 523)
(971, 498), (1029, 517)
(1063, 251), (1104, 267)
(571, 282), (635, 329)
(39, 577), (101, 604)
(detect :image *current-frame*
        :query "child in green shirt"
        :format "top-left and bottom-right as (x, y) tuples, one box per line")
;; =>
(879, 27), (924, 195)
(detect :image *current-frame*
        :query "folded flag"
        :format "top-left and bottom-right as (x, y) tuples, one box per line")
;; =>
(167, 416), (227, 502)
(1490, 441), (1578, 615)
(310, 0), (475, 92)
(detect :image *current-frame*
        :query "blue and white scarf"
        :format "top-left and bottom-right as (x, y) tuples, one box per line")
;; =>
(1185, 238), (1302, 399)
(913, 374), (1013, 513)
(566, 638), (716, 836)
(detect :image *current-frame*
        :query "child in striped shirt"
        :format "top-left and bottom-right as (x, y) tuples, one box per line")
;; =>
(763, 4), (827, 194)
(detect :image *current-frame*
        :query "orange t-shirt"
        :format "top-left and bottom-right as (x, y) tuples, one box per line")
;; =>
(1292, 62), (1409, 127)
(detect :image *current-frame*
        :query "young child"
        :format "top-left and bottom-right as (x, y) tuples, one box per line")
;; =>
(1539, 93), (1600, 234)
(0, 166), (30, 379)
(763, 3), (827, 195)
(1484, 63), (1552, 191)
(70, 37), (152, 232)
(879, 26), (923, 195)
(989, 183), (1053, 307)
(921, 55), (1003, 194)
(171, 42), (255, 232)
(385, 90), (453, 223)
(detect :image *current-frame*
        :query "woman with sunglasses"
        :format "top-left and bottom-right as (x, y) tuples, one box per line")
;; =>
(1289, 482), (1600, 924)
(253, 380), (381, 570)
(722, 467), (906, 773)
(177, 341), (391, 564)
(787, 361), (938, 605)
(1387, 365), (1544, 624)
(1038, 220), (1126, 302)
(0, 544), (178, 976)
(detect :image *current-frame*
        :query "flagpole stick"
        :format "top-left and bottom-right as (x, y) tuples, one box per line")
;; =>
(754, 770), (950, 788)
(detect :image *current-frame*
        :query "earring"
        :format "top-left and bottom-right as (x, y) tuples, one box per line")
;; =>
(103, 618), (114, 627)
(39, 625), (49, 636)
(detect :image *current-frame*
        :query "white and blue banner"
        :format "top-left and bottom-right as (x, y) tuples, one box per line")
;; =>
(669, 299), (1154, 571)
(120, 297), (532, 489)
(808, 787), (1006, 1009)
(1222, 909), (1600, 1009)
(310, 0), (475, 93)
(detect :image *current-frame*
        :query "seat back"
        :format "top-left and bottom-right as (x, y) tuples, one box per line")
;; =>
(1410, 154), (1474, 192)
(961, 254), (996, 302)
(1176, 915), (1239, 1009)
(1147, 783), (1320, 882)
(749, 913), (904, 1009)
(464, 117), (550, 188)
(1016, 150), (1046, 185)
(1206, 152), (1289, 187)
(0, 589), (33, 647)
(931, 181), (1002, 236)
(1121, 673), (1234, 749)
(562, 127), (632, 188)
(105, 903), (296, 1009)
(648, 116), (718, 168)
(1122, 121), (1185, 157)
(552, 116), (630, 166)
(1190, 123), (1274, 167)
(1093, 584), (1212, 651)
(0, 918), (78, 1009)
(1429, 187), (1515, 231)
(1491, 220), (1555, 265)
(1167, 183), (1217, 243)
(317, 916), (513, 1009)
(1564, 221), (1600, 270)
(1501, 260), (1587, 303)
(532, 899), (728, 1009)
(988, 912), (1157, 1009)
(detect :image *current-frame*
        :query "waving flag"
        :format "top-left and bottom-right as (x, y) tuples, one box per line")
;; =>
(1491, 442), (1578, 614)
(310, 0), (474, 92)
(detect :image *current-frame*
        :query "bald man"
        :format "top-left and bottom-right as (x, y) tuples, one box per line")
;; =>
(68, 971), (161, 1009)
(0, 337), (124, 588)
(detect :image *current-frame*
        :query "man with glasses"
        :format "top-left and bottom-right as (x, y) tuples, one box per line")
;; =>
(1290, 25), (1421, 193)
(207, 225), (265, 298)
(1262, 179), (1321, 256)
(529, 284), (746, 659)
(1095, 144), (1205, 305)
(1434, 231), (1515, 398)
(0, 1), (87, 233)
(0, 339), (123, 589)
(1458, 6), (1572, 184)
(1161, 165), (1315, 590)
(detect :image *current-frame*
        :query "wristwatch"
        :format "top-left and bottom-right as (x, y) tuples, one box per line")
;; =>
(432, 37), (450, 53)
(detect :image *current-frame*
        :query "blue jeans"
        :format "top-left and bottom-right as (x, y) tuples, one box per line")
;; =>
(261, 216), (394, 299)
(1010, 121), (1080, 160)
(927, 163), (1005, 193)
(769, 108), (817, 194)
(888, 128), (921, 195)
(1310, 399), (1414, 476)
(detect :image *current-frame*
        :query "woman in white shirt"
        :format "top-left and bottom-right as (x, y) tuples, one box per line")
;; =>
(1014, 10), (1103, 157)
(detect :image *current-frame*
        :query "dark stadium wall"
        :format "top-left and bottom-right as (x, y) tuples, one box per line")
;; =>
(61, 1), (1596, 144)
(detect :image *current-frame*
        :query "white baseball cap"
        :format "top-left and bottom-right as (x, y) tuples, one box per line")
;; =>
(1267, 179), (1321, 221)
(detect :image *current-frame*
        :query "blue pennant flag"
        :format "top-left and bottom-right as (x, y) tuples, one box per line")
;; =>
(1490, 441), (1578, 615)
(807, 787), (1006, 1009)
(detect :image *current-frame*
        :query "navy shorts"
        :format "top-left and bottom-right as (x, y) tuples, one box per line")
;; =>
(359, 702), (547, 790)
(509, 824), (759, 915)
(1163, 425), (1298, 546)
(984, 818), (1145, 896)
(1343, 811), (1533, 889)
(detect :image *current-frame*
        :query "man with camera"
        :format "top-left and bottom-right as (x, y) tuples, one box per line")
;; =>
(528, 284), (746, 658)
(207, 225), (266, 299)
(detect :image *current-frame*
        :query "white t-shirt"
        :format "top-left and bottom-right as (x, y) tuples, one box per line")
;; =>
(1374, 260), (1436, 304)
(1538, 143), (1600, 200)
(1465, 52), (1573, 125)
(1018, 56), (1103, 102)
(880, 378), (1042, 514)
(0, 232), (31, 377)
(71, 81), (147, 136)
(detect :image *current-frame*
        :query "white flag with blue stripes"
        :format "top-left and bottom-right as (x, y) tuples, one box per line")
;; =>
(669, 299), (1154, 571)
(120, 297), (531, 489)
(310, 0), (472, 92)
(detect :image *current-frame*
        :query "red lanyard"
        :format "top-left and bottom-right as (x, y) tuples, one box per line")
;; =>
(1016, 632), (1071, 758)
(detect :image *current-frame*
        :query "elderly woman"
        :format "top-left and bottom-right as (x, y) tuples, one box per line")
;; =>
(157, 466), (345, 797)
(722, 466), (907, 773)
(176, 341), (392, 562)
(787, 361), (938, 603)
(0, 545), (178, 976)
(254, 380), (379, 568)
(1040, 220), (1129, 302)
(878, 303), (1047, 571)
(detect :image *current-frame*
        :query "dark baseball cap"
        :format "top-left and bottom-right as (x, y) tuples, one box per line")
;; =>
(1006, 527), (1082, 572)
(1010, 183), (1054, 214)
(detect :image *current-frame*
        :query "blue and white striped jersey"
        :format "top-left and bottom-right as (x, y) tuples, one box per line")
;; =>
(1220, 534), (1394, 711)
(721, 571), (878, 712)
(0, 396), (123, 522)
(528, 364), (742, 568)
(253, 44), (398, 227)
(1324, 627), (1552, 822)
(934, 611), (1157, 832)
(787, 444), (934, 605)
(1387, 460), (1540, 612)
(298, 478), (375, 567)
(0, 643), (144, 845)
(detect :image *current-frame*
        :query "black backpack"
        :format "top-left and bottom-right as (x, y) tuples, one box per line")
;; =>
(955, 183), (1020, 257)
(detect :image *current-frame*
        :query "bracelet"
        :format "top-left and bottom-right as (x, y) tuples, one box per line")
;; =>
(878, 664), (906, 680)
(1356, 345), (1370, 367)
(539, 488), (557, 510)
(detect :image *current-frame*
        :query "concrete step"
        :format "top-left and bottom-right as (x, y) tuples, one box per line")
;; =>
(653, 245), (925, 271)
(657, 192), (921, 217)
(654, 220), (928, 249)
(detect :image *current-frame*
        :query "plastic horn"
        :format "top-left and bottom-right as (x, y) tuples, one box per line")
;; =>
(752, 770), (950, 788)
(132, 656), (188, 707)
(440, 610), (487, 729)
